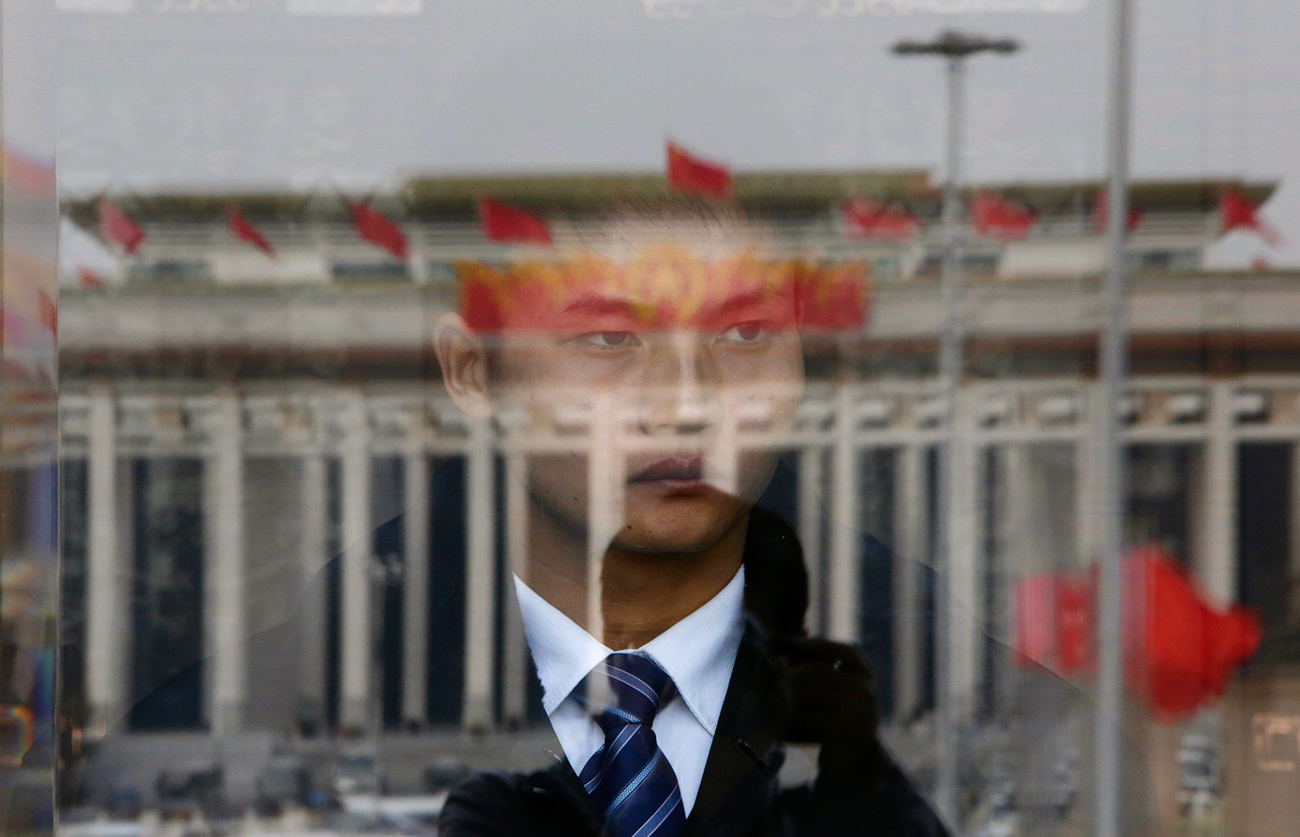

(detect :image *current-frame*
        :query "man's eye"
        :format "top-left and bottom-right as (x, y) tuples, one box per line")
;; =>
(572, 331), (642, 349)
(716, 322), (770, 345)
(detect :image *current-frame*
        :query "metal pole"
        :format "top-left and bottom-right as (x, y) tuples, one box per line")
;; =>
(1095, 0), (1133, 834)
(933, 53), (966, 830)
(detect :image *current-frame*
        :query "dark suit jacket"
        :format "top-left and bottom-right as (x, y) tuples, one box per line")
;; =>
(438, 622), (949, 836)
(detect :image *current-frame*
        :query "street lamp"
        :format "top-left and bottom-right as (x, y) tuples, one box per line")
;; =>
(891, 29), (1020, 831)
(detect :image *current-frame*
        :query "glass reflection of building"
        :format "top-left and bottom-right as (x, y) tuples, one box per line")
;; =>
(56, 171), (1299, 798)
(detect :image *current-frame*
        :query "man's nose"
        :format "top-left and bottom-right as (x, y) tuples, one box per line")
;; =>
(641, 332), (716, 435)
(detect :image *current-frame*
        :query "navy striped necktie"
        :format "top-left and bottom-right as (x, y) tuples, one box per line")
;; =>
(574, 652), (686, 837)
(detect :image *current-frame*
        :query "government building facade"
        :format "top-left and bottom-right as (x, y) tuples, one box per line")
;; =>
(57, 170), (1300, 830)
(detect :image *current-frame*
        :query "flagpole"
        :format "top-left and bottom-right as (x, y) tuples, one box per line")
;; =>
(891, 31), (1019, 830)
(1095, 0), (1133, 834)
(931, 51), (965, 830)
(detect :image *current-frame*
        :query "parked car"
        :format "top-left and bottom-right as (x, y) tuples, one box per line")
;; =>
(333, 750), (384, 797)
(255, 755), (312, 810)
(421, 758), (471, 792)
(156, 761), (222, 809)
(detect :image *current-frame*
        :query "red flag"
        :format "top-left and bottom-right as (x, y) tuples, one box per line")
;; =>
(969, 191), (1037, 240)
(350, 201), (408, 261)
(666, 141), (731, 198)
(1220, 188), (1283, 246)
(227, 203), (275, 256)
(1014, 544), (1263, 720)
(1126, 543), (1262, 721)
(478, 199), (552, 245)
(1093, 188), (1142, 234)
(843, 198), (921, 241)
(98, 197), (146, 255)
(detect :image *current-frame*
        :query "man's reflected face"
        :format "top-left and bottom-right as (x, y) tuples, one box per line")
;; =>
(482, 242), (805, 555)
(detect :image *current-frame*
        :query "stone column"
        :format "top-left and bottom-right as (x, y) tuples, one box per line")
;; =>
(401, 449), (430, 727)
(797, 446), (826, 635)
(1076, 386), (1105, 567)
(205, 393), (246, 733)
(945, 394), (983, 722)
(338, 396), (374, 730)
(828, 385), (860, 642)
(462, 418), (497, 731)
(1291, 444), (1300, 621)
(994, 443), (1031, 717)
(892, 443), (927, 721)
(86, 388), (126, 735)
(501, 451), (530, 727)
(1196, 382), (1238, 604)
(297, 453), (329, 730)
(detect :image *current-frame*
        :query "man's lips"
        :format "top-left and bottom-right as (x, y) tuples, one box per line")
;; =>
(627, 455), (705, 485)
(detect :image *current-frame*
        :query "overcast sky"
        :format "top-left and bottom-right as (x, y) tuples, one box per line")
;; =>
(51, 0), (1300, 265)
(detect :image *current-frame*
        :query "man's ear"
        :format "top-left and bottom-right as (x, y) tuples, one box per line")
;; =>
(433, 313), (493, 419)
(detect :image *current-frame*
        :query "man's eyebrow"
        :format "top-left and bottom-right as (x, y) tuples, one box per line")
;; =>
(698, 290), (782, 321)
(559, 293), (640, 317)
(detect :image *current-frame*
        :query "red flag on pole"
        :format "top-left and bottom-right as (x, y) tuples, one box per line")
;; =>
(98, 197), (146, 255)
(843, 198), (921, 240)
(1220, 188), (1283, 246)
(969, 191), (1037, 240)
(478, 199), (552, 245)
(1093, 188), (1143, 234)
(227, 203), (276, 256)
(350, 201), (408, 261)
(1014, 543), (1263, 720)
(1126, 543), (1262, 721)
(667, 141), (731, 198)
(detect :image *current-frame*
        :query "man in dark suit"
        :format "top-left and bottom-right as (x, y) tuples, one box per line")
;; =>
(433, 200), (947, 836)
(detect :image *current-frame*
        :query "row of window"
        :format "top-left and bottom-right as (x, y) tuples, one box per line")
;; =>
(117, 251), (1204, 286)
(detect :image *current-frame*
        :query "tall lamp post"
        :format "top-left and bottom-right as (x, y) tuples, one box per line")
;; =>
(1095, 2), (1133, 836)
(891, 30), (1020, 830)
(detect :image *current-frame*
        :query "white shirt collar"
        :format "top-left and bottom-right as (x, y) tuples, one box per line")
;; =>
(513, 565), (745, 735)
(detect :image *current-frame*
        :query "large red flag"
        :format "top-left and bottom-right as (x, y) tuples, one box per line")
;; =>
(1093, 188), (1143, 235)
(843, 198), (921, 240)
(667, 141), (731, 198)
(969, 191), (1037, 240)
(478, 199), (552, 245)
(1126, 543), (1262, 721)
(350, 201), (408, 261)
(98, 197), (146, 255)
(227, 203), (275, 256)
(1220, 188), (1283, 246)
(1014, 543), (1263, 721)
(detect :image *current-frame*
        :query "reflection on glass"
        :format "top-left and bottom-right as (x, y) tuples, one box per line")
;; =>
(40, 5), (1300, 835)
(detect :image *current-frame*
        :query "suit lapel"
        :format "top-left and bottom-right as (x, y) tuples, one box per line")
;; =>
(683, 622), (789, 837)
